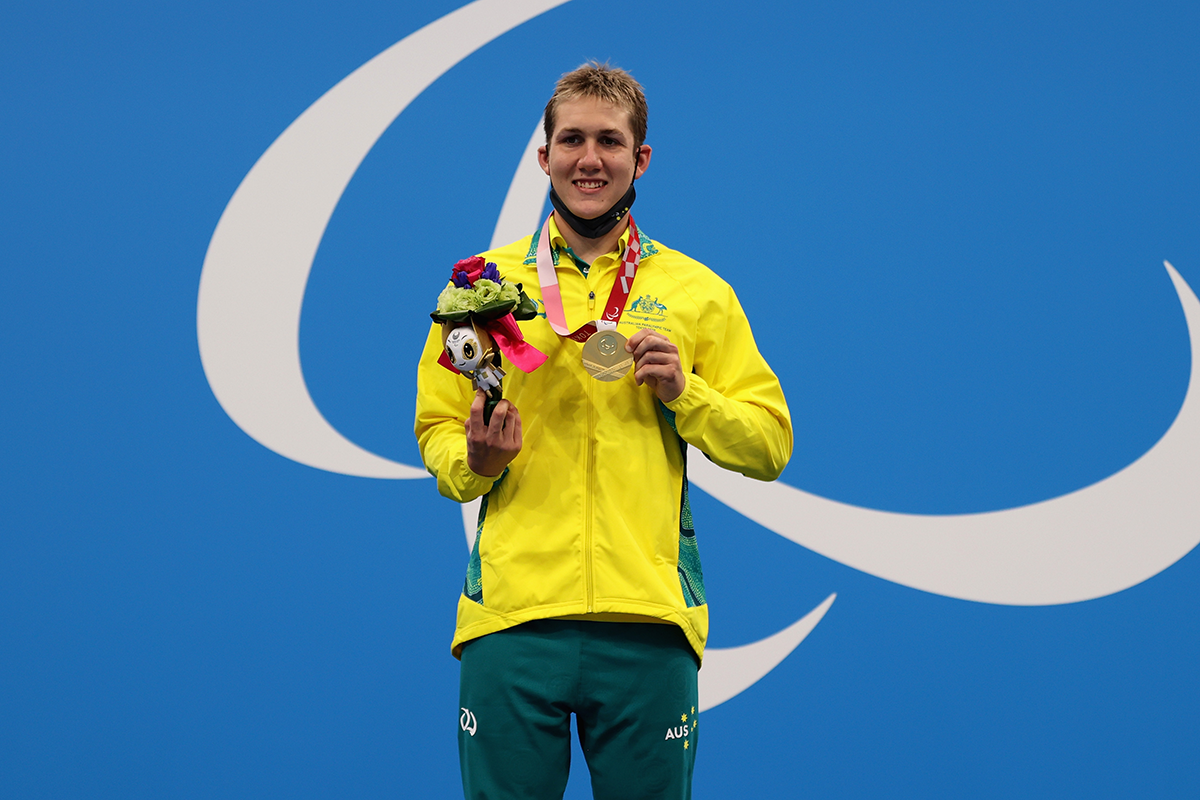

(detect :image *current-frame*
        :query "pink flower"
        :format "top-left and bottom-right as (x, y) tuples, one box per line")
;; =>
(451, 256), (486, 288)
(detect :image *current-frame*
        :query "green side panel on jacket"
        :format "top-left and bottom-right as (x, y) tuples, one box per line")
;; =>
(463, 494), (485, 604)
(676, 478), (706, 607)
(463, 469), (508, 605)
(659, 402), (707, 608)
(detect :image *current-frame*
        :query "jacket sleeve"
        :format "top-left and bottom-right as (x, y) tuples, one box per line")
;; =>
(663, 282), (793, 481)
(414, 322), (502, 503)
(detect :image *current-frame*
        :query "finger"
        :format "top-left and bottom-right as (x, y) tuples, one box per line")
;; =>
(466, 391), (486, 436)
(635, 362), (685, 400)
(634, 355), (681, 383)
(632, 333), (674, 360)
(635, 355), (682, 380)
(625, 328), (654, 352)
(485, 399), (509, 439)
(634, 361), (664, 387)
(504, 405), (522, 450)
(633, 348), (678, 366)
(635, 362), (668, 382)
(469, 390), (486, 421)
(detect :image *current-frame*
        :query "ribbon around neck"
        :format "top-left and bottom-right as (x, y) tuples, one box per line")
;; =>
(536, 214), (641, 343)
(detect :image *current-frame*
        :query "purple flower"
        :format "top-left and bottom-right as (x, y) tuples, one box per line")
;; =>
(481, 262), (501, 283)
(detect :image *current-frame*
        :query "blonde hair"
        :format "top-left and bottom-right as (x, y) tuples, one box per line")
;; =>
(543, 61), (648, 150)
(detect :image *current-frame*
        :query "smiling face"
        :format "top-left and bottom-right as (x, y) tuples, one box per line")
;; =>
(537, 96), (651, 224)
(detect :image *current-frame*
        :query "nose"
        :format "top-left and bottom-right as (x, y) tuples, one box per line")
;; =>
(579, 140), (602, 169)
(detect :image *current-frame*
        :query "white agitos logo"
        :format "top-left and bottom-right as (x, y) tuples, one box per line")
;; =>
(196, 0), (1200, 712)
(460, 708), (477, 736)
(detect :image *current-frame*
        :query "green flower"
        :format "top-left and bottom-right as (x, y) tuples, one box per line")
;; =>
(436, 285), (478, 314)
(432, 277), (525, 323)
(472, 278), (503, 305)
(497, 281), (519, 305)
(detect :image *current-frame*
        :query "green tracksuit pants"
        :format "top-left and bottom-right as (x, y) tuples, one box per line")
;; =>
(458, 619), (699, 799)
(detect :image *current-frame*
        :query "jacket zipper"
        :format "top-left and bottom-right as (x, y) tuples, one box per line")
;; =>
(584, 286), (596, 612)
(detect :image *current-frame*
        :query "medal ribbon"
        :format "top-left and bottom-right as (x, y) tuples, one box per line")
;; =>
(536, 214), (641, 343)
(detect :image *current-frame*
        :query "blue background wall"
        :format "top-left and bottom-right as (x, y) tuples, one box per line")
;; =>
(4, 1), (1199, 796)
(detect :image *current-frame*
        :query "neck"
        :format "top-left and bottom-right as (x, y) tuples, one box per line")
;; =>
(555, 214), (629, 264)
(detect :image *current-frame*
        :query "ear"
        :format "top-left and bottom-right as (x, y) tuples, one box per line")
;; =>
(537, 144), (550, 176)
(634, 144), (652, 179)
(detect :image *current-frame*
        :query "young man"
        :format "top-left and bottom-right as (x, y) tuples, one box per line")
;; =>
(415, 63), (792, 799)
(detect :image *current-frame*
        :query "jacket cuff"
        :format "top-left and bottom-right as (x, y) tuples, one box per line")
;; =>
(663, 371), (706, 418)
(441, 458), (503, 503)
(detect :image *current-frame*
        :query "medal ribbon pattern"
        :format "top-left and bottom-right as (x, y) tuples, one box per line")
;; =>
(535, 214), (641, 343)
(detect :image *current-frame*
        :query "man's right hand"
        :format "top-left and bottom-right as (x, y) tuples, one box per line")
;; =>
(465, 390), (522, 477)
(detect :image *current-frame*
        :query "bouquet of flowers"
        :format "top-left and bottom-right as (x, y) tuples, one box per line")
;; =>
(430, 256), (545, 423)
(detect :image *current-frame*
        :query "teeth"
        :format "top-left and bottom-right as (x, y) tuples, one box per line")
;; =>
(575, 181), (605, 189)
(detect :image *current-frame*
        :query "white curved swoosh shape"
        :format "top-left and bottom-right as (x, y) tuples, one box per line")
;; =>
(196, 0), (1195, 709)
(691, 260), (1200, 606)
(490, 121), (550, 250)
(699, 594), (835, 712)
(196, 0), (570, 478)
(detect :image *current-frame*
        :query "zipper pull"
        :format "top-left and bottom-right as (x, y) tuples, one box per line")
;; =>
(588, 290), (595, 311)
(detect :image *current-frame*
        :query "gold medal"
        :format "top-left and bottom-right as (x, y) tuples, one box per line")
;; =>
(581, 330), (633, 381)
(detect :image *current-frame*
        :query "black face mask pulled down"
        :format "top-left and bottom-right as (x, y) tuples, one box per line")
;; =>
(548, 181), (637, 239)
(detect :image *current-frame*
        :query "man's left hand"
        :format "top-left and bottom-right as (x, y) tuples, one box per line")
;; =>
(627, 329), (685, 403)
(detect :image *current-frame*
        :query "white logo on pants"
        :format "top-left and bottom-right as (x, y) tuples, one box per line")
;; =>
(460, 707), (477, 736)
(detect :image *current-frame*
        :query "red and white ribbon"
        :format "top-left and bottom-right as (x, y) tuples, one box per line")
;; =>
(535, 214), (641, 343)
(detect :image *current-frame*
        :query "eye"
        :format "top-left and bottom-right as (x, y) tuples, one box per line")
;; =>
(462, 342), (475, 360)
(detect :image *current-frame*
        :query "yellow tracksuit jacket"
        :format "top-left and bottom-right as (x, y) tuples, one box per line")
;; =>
(415, 219), (792, 660)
